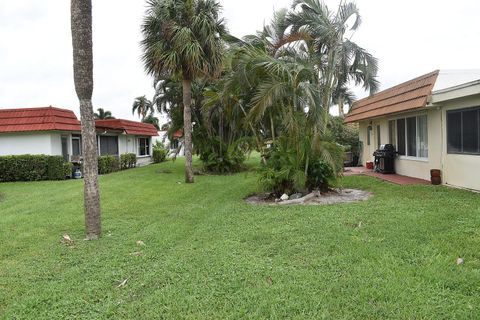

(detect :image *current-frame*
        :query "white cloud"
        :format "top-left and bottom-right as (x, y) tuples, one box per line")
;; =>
(0, 0), (479, 120)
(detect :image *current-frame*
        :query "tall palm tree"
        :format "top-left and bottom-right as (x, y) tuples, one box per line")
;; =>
(289, 0), (379, 127)
(132, 95), (154, 119)
(141, 0), (226, 183)
(71, 0), (101, 240)
(94, 108), (115, 120)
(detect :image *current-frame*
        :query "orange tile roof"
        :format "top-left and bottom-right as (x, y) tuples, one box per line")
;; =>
(0, 107), (158, 136)
(95, 119), (158, 136)
(0, 106), (81, 133)
(345, 70), (439, 123)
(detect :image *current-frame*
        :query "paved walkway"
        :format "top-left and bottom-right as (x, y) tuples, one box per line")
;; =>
(344, 167), (431, 185)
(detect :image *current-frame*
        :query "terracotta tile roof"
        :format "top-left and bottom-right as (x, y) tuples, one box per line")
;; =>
(95, 119), (158, 136)
(0, 107), (158, 136)
(345, 70), (440, 123)
(0, 106), (81, 133)
(173, 129), (183, 138)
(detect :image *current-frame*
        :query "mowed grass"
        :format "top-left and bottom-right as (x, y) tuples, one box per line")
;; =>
(1, 158), (480, 319)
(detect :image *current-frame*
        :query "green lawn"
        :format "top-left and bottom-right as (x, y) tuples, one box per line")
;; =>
(1, 159), (480, 319)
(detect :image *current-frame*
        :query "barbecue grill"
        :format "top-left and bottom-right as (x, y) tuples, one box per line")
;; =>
(373, 144), (397, 174)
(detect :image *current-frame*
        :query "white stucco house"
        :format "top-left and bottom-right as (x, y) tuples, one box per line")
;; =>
(345, 70), (480, 191)
(0, 106), (158, 166)
(154, 129), (185, 157)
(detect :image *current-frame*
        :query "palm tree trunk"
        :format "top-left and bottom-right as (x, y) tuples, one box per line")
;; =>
(182, 79), (194, 183)
(338, 95), (345, 117)
(71, 0), (101, 239)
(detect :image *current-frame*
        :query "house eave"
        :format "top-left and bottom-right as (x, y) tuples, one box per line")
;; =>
(428, 80), (480, 105)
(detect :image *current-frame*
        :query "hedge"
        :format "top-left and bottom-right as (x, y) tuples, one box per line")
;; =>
(98, 155), (120, 175)
(0, 155), (68, 182)
(120, 153), (136, 170)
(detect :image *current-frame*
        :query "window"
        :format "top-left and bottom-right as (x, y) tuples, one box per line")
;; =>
(72, 134), (82, 156)
(376, 125), (381, 149)
(397, 118), (406, 156)
(170, 139), (179, 150)
(99, 136), (118, 156)
(391, 115), (428, 158)
(407, 117), (417, 156)
(138, 137), (150, 156)
(389, 120), (396, 148)
(366, 126), (372, 145)
(447, 106), (480, 155)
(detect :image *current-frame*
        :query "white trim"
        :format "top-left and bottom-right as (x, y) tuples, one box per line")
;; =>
(397, 156), (429, 162)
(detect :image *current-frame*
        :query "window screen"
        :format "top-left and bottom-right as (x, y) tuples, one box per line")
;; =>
(100, 136), (118, 156)
(396, 119), (406, 155)
(417, 115), (428, 158)
(138, 138), (150, 156)
(447, 107), (480, 154)
(72, 135), (82, 156)
(406, 117), (417, 156)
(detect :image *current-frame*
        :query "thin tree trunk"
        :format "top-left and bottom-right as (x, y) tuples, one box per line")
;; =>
(338, 95), (345, 117)
(182, 79), (194, 183)
(71, 0), (101, 239)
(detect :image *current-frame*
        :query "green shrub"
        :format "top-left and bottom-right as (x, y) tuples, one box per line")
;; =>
(120, 153), (136, 170)
(258, 138), (344, 196)
(98, 155), (120, 175)
(0, 155), (70, 182)
(198, 137), (251, 174)
(63, 162), (74, 178)
(152, 142), (168, 163)
(46, 156), (65, 180)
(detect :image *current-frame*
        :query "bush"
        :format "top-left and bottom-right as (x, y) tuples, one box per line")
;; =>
(198, 137), (251, 174)
(0, 155), (70, 182)
(63, 162), (74, 178)
(98, 155), (120, 175)
(46, 156), (65, 180)
(152, 142), (168, 163)
(120, 153), (136, 170)
(258, 138), (344, 196)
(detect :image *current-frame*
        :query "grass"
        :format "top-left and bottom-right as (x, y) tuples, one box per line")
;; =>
(1, 158), (480, 319)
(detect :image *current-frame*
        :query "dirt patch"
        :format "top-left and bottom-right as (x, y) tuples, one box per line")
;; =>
(245, 189), (372, 205)
(0, 193), (4, 202)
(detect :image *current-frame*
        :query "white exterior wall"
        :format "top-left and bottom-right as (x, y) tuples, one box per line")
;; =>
(358, 94), (480, 190)
(441, 95), (480, 190)
(359, 109), (442, 181)
(0, 132), (58, 156)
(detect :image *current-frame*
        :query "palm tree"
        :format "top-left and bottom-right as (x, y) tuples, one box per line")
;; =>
(289, 0), (379, 126)
(132, 96), (154, 119)
(142, 114), (160, 130)
(141, 0), (226, 183)
(71, 0), (101, 240)
(94, 108), (115, 120)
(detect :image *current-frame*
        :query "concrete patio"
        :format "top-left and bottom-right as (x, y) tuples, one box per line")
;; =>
(344, 167), (431, 185)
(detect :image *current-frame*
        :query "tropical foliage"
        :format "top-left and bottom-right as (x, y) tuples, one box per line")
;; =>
(140, 0), (378, 194)
(94, 108), (115, 120)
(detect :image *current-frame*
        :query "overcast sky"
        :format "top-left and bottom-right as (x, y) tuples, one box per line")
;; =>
(0, 0), (479, 120)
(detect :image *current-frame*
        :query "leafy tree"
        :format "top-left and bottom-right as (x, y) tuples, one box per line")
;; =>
(70, 0), (101, 239)
(141, 0), (226, 183)
(132, 95), (154, 119)
(142, 113), (160, 130)
(94, 108), (115, 120)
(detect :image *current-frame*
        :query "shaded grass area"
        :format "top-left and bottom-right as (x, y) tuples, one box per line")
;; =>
(1, 159), (480, 319)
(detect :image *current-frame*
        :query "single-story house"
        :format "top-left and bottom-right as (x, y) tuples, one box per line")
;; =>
(154, 129), (185, 157)
(0, 106), (158, 166)
(345, 70), (480, 191)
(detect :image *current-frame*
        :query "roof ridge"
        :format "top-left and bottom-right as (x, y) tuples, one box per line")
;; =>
(352, 70), (439, 106)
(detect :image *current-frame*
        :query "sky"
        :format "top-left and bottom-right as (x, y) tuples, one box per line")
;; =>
(0, 0), (479, 120)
